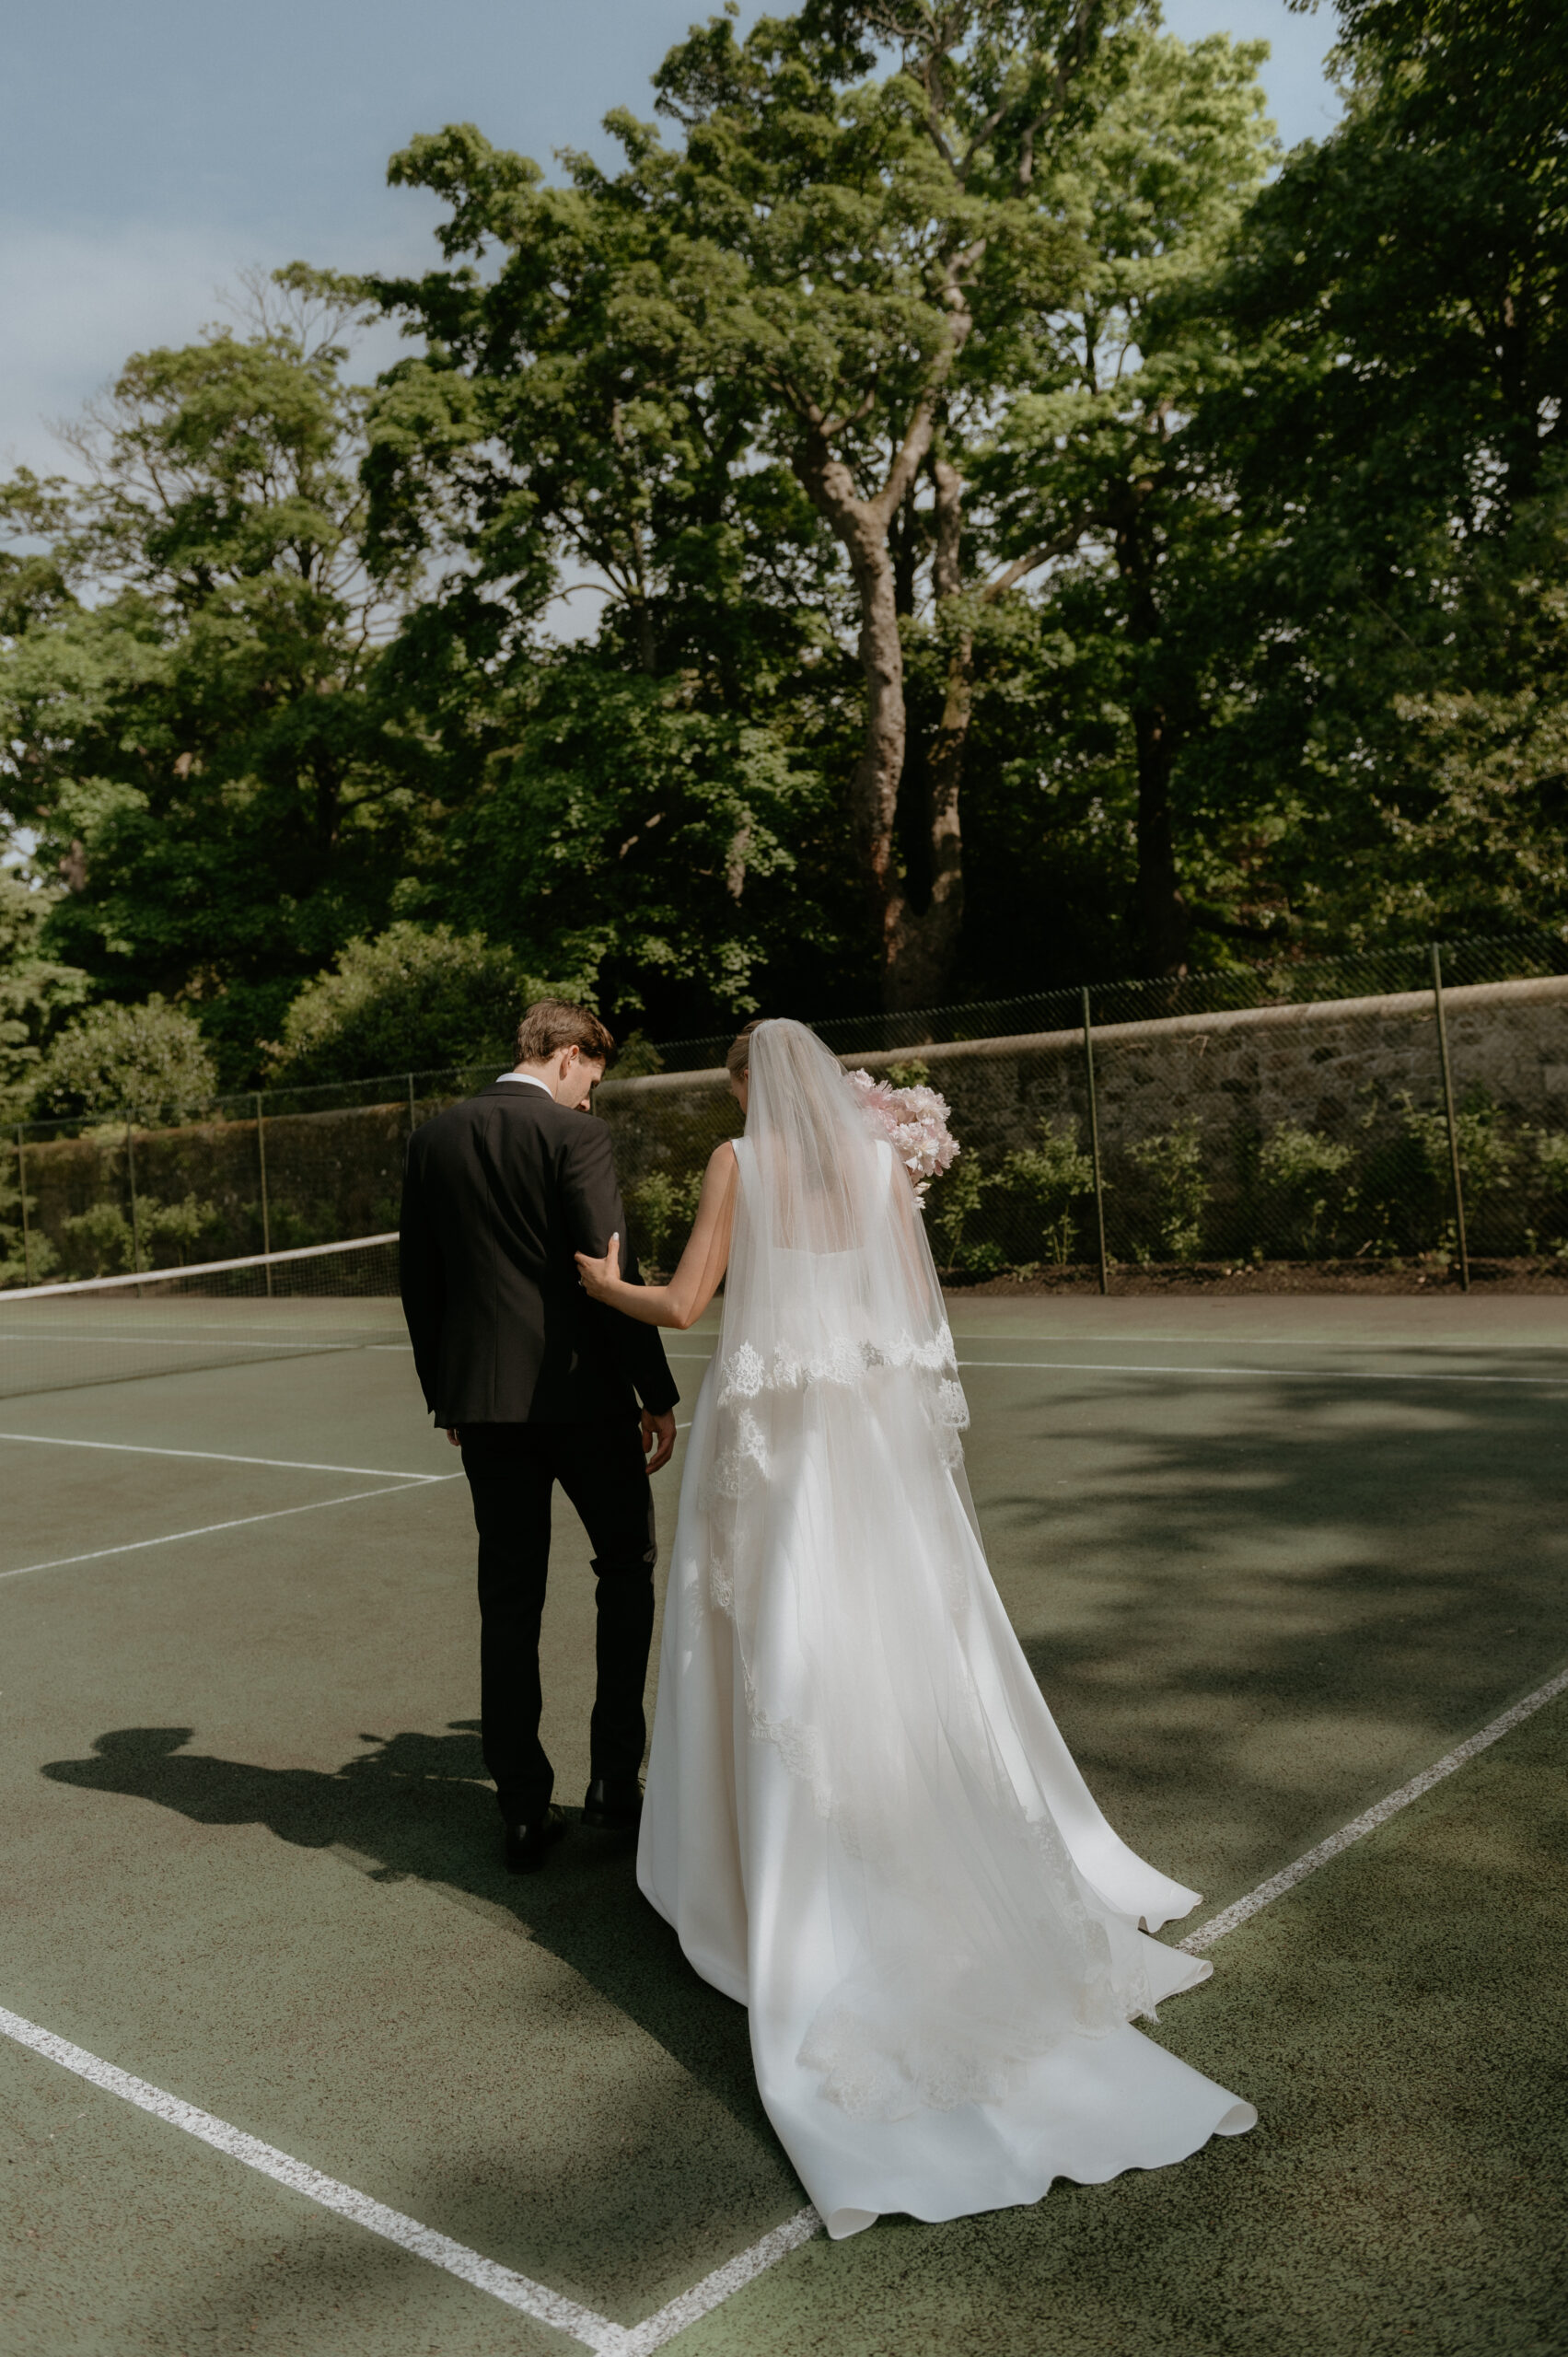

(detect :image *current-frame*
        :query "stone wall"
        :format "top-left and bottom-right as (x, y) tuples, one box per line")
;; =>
(597, 975), (1568, 1174)
(7, 976), (1566, 1283)
(596, 975), (1568, 1264)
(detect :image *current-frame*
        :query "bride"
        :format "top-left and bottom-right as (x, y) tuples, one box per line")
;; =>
(575, 1016), (1254, 2239)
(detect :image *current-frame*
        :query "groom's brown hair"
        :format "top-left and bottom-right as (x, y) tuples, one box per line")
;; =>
(516, 999), (617, 1068)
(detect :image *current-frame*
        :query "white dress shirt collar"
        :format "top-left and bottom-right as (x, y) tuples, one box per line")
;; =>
(496, 1073), (553, 1096)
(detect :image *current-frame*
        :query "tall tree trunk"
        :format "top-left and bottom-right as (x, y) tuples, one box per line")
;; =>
(888, 446), (968, 1010)
(1115, 492), (1191, 974)
(794, 414), (933, 999)
(1131, 699), (1191, 974)
(788, 269), (974, 1009)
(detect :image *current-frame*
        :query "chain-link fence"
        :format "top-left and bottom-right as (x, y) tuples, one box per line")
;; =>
(5, 933), (1566, 1290)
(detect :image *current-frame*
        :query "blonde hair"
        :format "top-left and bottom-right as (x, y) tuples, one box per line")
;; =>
(726, 1018), (764, 1079)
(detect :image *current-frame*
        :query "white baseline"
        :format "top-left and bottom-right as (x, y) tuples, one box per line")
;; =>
(0, 1431), (451, 1481)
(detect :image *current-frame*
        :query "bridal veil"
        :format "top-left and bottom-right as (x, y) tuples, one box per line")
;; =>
(639, 1018), (1255, 2229)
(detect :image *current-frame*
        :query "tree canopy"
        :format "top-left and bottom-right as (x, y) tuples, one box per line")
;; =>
(1, 0), (1562, 1104)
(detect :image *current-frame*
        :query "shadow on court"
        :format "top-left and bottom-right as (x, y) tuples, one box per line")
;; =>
(972, 1353), (1567, 1899)
(40, 1723), (781, 2161)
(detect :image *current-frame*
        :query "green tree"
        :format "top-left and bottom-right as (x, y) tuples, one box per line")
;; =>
(0, 275), (424, 1080)
(361, 110), (854, 1025)
(264, 922), (537, 1085)
(32, 994), (217, 1126)
(977, 26), (1276, 970)
(367, 4), (1146, 1014)
(1195, 0), (1568, 946)
(652, 0), (1140, 1005)
(0, 867), (90, 1122)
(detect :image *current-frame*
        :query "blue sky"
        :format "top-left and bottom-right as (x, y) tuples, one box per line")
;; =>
(0, 0), (1342, 476)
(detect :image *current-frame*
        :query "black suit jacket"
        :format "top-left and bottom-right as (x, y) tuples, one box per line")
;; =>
(399, 1081), (679, 1427)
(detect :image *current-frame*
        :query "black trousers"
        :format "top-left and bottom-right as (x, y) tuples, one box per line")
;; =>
(460, 1419), (657, 1821)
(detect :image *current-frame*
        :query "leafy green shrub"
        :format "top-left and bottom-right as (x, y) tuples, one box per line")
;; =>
(57, 1191), (220, 1279)
(614, 1031), (666, 1078)
(1534, 1131), (1568, 1196)
(1526, 1129), (1568, 1254)
(32, 996), (216, 1127)
(1254, 1123), (1353, 1257)
(883, 1059), (933, 1089)
(1128, 1120), (1208, 1260)
(928, 1151), (1005, 1277)
(627, 1169), (703, 1273)
(997, 1119), (1095, 1265)
(1353, 1089), (1517, 1258)
(267, 923), (552, 1086)
(0, 1144), (57, 1288)
(1, 868), (90, 1127)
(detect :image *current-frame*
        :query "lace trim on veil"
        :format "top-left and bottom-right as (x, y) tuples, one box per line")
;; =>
(715, 1331), (959, 1408)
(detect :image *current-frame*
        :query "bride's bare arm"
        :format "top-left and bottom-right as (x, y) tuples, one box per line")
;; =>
(575, 1141), (738, 1330)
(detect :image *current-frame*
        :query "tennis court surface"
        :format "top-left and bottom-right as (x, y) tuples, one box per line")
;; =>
(3, 1258), (1565, 2356)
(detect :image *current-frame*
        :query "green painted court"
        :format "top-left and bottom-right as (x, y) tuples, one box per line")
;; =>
(3, 1292), (1565, 2355)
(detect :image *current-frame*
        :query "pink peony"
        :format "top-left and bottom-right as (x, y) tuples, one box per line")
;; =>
(845, 1068), (960, 1206)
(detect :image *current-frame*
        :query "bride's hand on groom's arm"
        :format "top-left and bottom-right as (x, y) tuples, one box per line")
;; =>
(575, 1232), (623, 1302)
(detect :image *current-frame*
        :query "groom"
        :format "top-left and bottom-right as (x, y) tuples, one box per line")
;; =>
(399, 998), (679, 1872)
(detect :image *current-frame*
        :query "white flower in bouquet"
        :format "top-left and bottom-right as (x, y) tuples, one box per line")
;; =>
(845, 1067), (960, 1206)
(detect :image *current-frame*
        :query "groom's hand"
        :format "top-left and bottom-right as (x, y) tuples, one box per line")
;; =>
(642, 1409), (677, 1474)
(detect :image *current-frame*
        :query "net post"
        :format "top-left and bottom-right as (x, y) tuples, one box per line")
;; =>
(15, 1126), (33, 1285)
(125, 1117), (142, 1276)
(1430, 942), (1469, 1293)
(1081, 985), (1110, 1295)
(254, 1092), (273, 1295)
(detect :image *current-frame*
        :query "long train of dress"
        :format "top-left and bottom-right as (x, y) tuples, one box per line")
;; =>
(638, 1365), (1256, 2240)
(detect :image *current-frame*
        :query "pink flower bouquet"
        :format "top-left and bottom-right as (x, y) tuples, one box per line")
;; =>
(845, 1068), (960, 1206)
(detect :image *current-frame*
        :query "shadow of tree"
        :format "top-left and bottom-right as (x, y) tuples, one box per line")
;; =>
(40, 1721), (779, 2158)
(975, 1349), (1568, 1900)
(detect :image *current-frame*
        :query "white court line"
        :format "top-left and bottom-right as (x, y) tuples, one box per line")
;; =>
(0, 1432), (450, 1481)
(0, 1479), (457, 1583)
(0, 2006), (627, 2353)
(947, 1329), (1568, 1354)
(0, 1329), (372, 1354)
(0, 2001), (817, 2356)
(5, 1662), (1565, 2340)
(5, 1662), (1566, 2340)
(954, 1355), (1568, 1387)
(1179, 1661), (1568, 1954)
(668, 1346), (1567, 1387)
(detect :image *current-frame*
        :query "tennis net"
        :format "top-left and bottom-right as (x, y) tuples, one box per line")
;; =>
(0, 1235), (405, 1400)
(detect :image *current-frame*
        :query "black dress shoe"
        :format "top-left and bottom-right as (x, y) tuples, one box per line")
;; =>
(504, 1805), (567, 1874)
(582, 1776), (644, 1830)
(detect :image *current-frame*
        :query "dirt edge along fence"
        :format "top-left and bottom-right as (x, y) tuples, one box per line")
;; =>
(5, 935), (1567, 1290)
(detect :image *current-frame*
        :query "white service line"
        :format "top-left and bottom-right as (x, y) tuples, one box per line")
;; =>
(955, 1355), (1568, 1387)
(618, 2208), (823, 2356)
(0, 1431), (451, 1481)
(0, 2001), (817, 2357)
(0, 1479), (456, 1583)
(1179, 1660), (1568, 1954)
(0, 1329), (366, 1354)
(665, 1346), (1565, 1389)
(0, 2006), (628, 2353)
(6, 1661), (1566, 2345)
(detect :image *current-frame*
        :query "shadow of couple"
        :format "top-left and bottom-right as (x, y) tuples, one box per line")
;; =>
(41, 1723), (775, 2146)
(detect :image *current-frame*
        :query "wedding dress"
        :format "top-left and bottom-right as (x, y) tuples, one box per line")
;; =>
(637, 1020), (1255, 2237)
